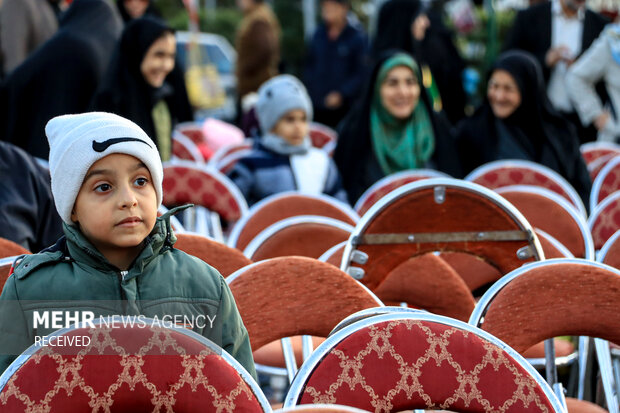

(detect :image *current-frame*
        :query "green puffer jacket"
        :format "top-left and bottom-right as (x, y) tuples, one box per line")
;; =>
(0, 207), (256, 379)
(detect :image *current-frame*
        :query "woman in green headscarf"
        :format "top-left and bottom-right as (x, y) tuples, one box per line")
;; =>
(335, 51), (461, 204)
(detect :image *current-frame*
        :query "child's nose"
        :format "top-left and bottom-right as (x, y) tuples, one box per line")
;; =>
(119, 185), (138, 208)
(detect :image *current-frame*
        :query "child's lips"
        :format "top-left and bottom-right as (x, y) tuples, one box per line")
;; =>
(117, 217), (143, 227)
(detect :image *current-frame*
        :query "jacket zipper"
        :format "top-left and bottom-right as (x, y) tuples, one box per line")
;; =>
(120, 270), (128, 282)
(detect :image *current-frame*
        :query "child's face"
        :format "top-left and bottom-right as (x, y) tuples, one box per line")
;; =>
(140, 32), (176, 88)
(71, 154), (157, 259)
(271, 109), (309, 146)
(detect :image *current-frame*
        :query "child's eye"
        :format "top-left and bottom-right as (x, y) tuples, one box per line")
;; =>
(95, 183), (111, 193)
(135, 177), (149, 187)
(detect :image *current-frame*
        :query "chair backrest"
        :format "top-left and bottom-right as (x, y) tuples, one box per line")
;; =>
(0, 238), (30, 259)
(534, 229), (574, 259)
(580, 142), (620, 166)
(228, 192), (359, 251)
(495, 185), (593, 259)
(354, 169), (451, 216)
(243, 216), (354, 261)
(172, 131), (206, 163)
(587, 153), (616, 182)
(465, 159), (587, 218)
(210, 140), (253, 168)
(276, 405), (372, 413)
(0, 317), (270, 412)
(176, 121), (207, 145)
(588, 191), (620, 250)
(284, 312), (564, 413)
(469, 259), (620, 353)
(318, 241), (347, 267)
(308, 122), (337, 150)
(227, 256), (383, 352)
(162, 160), (249, 224)
(372, 252), (476, 321)
(598, 229), (620, 270)
(341, 178), (544, 291)
(175, 232), (253, 277)
(590, 156), (620, 212)
(215, 148), (253, 174)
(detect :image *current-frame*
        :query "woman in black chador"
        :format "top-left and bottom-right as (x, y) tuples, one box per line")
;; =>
(92, 17), (193, 161)
(334, 50), (461, 205)
(455, 50), (591, 205)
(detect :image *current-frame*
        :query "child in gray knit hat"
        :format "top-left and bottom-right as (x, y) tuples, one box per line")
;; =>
(0, 112), (256, 380)
(227, 74), (347, 206)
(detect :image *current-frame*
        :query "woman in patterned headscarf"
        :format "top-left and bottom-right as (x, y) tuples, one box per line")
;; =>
(334, 50), (461, 204)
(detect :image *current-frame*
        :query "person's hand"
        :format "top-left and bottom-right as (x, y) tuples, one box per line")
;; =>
(545, 46), (571, 67)
(594, 111), (611, 131)
(411, 14), (430, 41)
(324, 91), (343, 109)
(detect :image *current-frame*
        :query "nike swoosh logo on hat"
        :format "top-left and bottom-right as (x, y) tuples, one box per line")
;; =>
(92, 137), (152, 152)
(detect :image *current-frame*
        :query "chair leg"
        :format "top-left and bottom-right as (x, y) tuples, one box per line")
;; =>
(577, 336), (591, 400)
(282, 337), (298, 384)
(594, 338), (620, 413)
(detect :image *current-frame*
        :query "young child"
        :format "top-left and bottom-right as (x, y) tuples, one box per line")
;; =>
(0, 112), (256, 378)
(227, 74), (348, 206)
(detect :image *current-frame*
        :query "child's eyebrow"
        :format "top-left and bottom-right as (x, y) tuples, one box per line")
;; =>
(83, 162), (148, 181)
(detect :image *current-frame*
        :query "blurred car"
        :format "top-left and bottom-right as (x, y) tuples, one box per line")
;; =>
(175, 31), (237, 121)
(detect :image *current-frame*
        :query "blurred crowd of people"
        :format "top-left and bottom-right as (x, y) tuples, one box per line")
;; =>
(0, 0), (618, 251)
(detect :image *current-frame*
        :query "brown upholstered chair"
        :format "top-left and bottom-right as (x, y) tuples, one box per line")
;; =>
(227, 256), (383, 382)
(590, 156), (620, 213)
(283, 311), (565, 412)
(243, 216), (354, 261)
(0, 238), (30, 259)
(588, 191), (620, 250)
(495, 185), (593, 259)
(174, 232), (252, 277)
(341, 178), (544, 293)
(0, 317), (270, 412)
(318, 241), (346, 267)
(598, 229), (620, 270)
(353, 169), (450, 216)
(228, 192), (359, 251)
(466, 159), (587, 218)
(470, 258), (620, 412)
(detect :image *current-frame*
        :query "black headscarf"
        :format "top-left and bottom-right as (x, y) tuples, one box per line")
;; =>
(334, 50), (462, 204)
(116, 0), (161, 23)
(91, 17), (192, 146)
(0, 0), (122, 159)
(455, 50), (591, 205)
(371, 0), (466, 123)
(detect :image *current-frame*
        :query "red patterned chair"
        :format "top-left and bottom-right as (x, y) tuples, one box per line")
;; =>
(283, 311), (565, 412)
(0, 317), (270, 412)
(495, 185), (593, 259)
(590, 156), (620, 213)
(171, 131), (206, 163)
(227, 257), (383, 383)
(588, 191), (620, 250)
(174, 232), (252, 277)
(0, 238), (30, 259)
(215, 148), (254, 174)
(243, 216), (354, 261)
(470, 258), (620, 412)
(465, 159), (587, 218)
(598, 229), (620, 270)
(162, 160), (249, 231)
(276, 405), (372, 412)
(209, 140), (254, 166)
(175, 121), (214, 161)
(341, 178), (544, 293)
(309, 122), (337, 155)
(354, 169), (451, 216)
(587, 153), (616, 182)
(580, 142), (620, 166)
(228, 192), (359, 251)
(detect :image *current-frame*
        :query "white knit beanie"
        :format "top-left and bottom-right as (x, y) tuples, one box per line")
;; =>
(46, 112), (163, 225)
(256, 75), (313, 134)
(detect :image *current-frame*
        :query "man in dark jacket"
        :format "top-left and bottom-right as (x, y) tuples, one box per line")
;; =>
(504, 0), (609, 142)
(304, 0), (368, 128)
(0, 141), (63, 252)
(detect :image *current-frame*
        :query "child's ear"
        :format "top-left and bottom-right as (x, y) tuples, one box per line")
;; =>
(70, 210), (78, 224)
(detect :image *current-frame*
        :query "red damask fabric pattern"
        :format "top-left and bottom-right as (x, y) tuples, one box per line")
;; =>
(163, 165), (243, 222)
(299, 320), (554, 413)
(591, 198), (620, 249)
(0, 325), (263, 412)
(596, 162), (620, 206)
